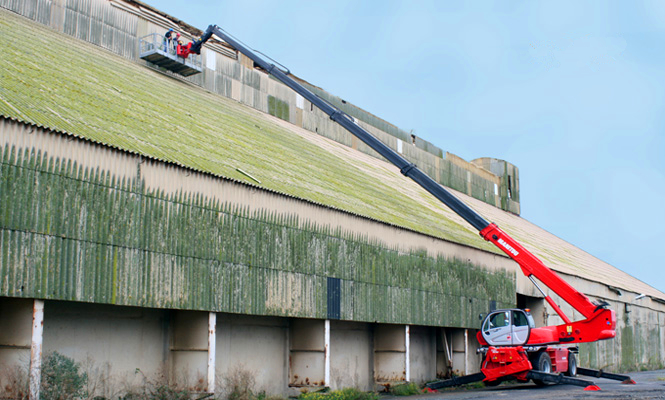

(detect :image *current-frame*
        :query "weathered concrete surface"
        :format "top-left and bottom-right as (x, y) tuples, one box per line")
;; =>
(0, 297), (32, 366)
(41, 301), (170, 396)
(409, 326), (436, 384)
(170, 310), (208, 391)
(374, 325), (407, 383)
(290, 319), (325, 387)
(330, 321), (373, 391)
(214, 314), (289, 395)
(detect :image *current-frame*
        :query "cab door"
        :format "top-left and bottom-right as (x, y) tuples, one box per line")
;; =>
(511, 310), (531, 345)
(481, 310), (512, 346)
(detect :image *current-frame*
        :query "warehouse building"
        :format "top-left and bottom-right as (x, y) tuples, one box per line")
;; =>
(0, 1), (664, 398)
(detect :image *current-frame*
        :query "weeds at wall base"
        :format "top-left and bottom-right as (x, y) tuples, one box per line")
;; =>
(0, 356), (378, 400)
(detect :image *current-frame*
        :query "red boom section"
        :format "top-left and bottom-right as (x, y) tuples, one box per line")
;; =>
(479, 223), (616, 343)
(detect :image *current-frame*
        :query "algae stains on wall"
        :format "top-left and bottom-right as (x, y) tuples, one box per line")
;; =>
(0, 144), (514, 327)
(578, 304), (665, 373)
(268, 96), (290, 122)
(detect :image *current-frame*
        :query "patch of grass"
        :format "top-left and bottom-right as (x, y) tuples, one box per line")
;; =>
(299, 388), (379, 400)
(389, 382), (420, 396)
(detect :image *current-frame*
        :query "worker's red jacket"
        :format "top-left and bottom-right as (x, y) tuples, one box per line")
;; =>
(176, 43), (193, 59)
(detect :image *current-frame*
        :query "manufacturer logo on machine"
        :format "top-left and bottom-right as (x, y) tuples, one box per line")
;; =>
(497, 238), (519, 257)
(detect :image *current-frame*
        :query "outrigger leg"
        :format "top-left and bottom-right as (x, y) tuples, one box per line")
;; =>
(577, 367), (636, 384)
(426, 371), (602, 391)
(526, 371), (600, 391)
(426, 373), (486, 389)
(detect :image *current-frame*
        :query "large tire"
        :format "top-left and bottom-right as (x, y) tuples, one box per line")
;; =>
(532, 352), (552, 386)
(565, 351), (577, 377)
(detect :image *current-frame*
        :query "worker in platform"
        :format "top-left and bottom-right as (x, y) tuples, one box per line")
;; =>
(164, 29), (180, 54)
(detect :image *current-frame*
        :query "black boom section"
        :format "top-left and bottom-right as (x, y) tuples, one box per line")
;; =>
(206, 25), (491, 233)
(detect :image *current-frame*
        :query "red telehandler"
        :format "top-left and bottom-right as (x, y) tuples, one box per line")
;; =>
(191, 25), (636, 391)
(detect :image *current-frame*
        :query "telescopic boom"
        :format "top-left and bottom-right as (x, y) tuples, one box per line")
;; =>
(199, 25), (615, 342)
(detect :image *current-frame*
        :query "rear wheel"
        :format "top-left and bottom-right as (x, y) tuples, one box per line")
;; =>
(532, 352), (552, 386)
(565, 351), (577, 377)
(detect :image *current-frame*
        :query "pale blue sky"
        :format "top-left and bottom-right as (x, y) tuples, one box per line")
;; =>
(148, 1), (665, 294)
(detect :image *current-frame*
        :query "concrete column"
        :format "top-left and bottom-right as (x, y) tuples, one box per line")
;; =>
(29, 300), (44, 400)
(208, 312), (216, 393)
(405, 325), (410, 382)
(464, 329), (469, 376)
(324, 320), (330, 387)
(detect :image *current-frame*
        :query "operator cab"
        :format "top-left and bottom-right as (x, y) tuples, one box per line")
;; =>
(481, 309), (535, 346)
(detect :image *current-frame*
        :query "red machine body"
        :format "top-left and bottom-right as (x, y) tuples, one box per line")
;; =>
(475, 223), (616, 383)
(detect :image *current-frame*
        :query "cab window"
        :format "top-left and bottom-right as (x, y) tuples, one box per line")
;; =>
(489, 311), (510, 328)
(513, 311), (529, 327)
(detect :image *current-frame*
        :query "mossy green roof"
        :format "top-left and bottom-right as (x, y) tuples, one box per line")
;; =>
(1, 8), (663, 299)
(0, 8), (491, 251)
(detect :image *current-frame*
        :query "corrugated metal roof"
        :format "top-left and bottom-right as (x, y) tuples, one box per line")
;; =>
(0, 7), (662, 301)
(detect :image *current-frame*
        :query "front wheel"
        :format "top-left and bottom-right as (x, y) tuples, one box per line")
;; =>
(565, 352), (577, 377)
(532, 352), (552, 386)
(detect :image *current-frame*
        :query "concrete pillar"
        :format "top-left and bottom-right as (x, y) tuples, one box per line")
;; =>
(324, 320), (330, 387)
(464, 329), (469, 376)
(208, 312), (216, 393)
(405, 325), (410, 382)
(29, 299), (44, 400)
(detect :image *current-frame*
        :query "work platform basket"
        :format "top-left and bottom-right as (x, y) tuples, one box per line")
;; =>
(139, 33), (203, 77)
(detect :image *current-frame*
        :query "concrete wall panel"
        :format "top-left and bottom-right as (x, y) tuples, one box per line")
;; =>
(0, 297), (33, 378)
(41, 301), (169, 396)
(171, 310), (208, 388)
(215, 314), (288, 395)
(409, 326), (435, 384)
(290, 319), (325, 387)
(374, 325), (406, 383)
(290, 352), (325, 387)
(329, 321), (373, 391)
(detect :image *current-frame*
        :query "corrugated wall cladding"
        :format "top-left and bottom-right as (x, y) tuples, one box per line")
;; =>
(63, 0), (138, 59)
(1, 0), (138, 59)
(0, 143), (515, 327)
(302, 84), (412, 144)
(0, 0), (52, 25)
